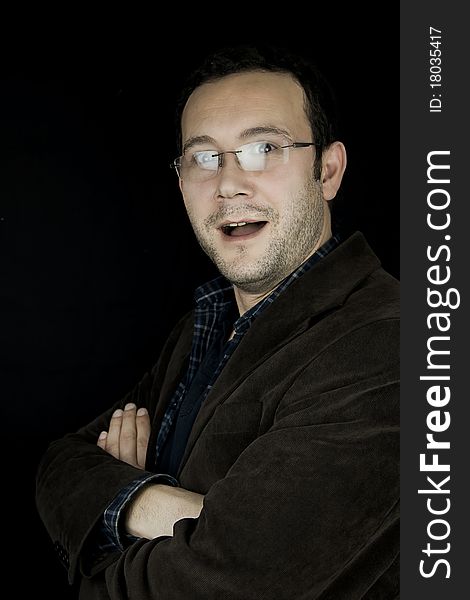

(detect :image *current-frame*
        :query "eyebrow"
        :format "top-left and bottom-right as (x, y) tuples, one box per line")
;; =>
(183, 135), (216, 154)
(239, 126), (293, 141)
(182, 125), (293, 154)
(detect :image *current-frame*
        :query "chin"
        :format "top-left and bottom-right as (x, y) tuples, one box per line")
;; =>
(219, 264), (278, 293)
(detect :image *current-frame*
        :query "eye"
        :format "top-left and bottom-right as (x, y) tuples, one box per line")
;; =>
(191, 150), (218, 167)
(251, 141), (279, 154)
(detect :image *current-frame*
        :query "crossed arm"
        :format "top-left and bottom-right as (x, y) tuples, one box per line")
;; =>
(36, 319), (399, 598)
(96, 402), (204, 540)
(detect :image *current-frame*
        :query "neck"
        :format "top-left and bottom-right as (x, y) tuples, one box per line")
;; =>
(233, 286), (274, 315)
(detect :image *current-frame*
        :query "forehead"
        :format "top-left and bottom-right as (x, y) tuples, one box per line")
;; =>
(181, 71), (309, 144)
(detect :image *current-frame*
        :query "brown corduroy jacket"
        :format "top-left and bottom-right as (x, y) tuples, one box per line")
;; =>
(36, 232), (400, 599)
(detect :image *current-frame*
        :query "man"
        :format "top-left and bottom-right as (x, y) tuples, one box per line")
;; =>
(36, 45), (399, 599)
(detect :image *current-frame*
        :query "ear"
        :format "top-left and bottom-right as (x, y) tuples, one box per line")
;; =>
(320, 141), (347, 201)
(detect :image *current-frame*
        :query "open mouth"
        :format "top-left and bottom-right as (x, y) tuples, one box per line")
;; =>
(220, 221), (268, 238)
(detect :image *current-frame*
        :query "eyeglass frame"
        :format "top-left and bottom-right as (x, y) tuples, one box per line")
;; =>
(170, 141), (321, 181)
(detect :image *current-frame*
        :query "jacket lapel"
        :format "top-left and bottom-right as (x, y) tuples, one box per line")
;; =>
(177, 232), (380, 475)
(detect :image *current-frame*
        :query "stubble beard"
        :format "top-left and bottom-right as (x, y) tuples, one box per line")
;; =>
(188, 178), (326, 294)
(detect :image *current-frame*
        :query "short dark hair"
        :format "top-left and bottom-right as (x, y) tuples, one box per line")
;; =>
(175, 44), (340, 180)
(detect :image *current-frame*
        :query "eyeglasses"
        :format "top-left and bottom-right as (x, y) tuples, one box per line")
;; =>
(171, 141), (318, 183)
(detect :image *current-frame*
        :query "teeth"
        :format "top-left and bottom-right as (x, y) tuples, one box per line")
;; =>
(228, 222), (247, 227)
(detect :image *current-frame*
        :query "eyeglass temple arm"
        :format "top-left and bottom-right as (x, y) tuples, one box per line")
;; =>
(287, 142), (321, 148)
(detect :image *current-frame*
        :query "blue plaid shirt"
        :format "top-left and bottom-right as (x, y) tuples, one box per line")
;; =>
(99, 235), (341, 552)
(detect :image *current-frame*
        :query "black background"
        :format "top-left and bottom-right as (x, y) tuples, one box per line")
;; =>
(1, 14), (398, 599)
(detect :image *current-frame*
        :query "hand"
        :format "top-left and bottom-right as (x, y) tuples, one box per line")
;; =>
(97, 403), (151, 469)
(124, 484), (204, 539)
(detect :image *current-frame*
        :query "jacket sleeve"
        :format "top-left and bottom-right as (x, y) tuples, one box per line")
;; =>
(35, 312), (192, 583)
(78, 319), (400, 600)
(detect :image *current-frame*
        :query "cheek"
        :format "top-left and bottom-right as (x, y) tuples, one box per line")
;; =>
(259, 170), (304, 211)
(182, 191), (202, 219)
(182, 193), (214, 232)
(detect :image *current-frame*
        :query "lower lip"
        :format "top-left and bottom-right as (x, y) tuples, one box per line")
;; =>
(219, 222), (268, 242)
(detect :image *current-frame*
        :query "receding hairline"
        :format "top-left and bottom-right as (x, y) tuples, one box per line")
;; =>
(183, 68), (305, 106)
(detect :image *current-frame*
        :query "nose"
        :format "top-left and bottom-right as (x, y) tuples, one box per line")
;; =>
(215, 152), (254, 200)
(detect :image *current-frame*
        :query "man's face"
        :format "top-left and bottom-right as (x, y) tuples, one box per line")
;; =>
(180, 71), (331, 295)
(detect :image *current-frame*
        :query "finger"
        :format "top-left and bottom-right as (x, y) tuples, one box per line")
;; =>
(106, 409), (123, 459)
(119, 403), (138, 467)
(97, 431), (108, 449)
(136, 408), (151, 469)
